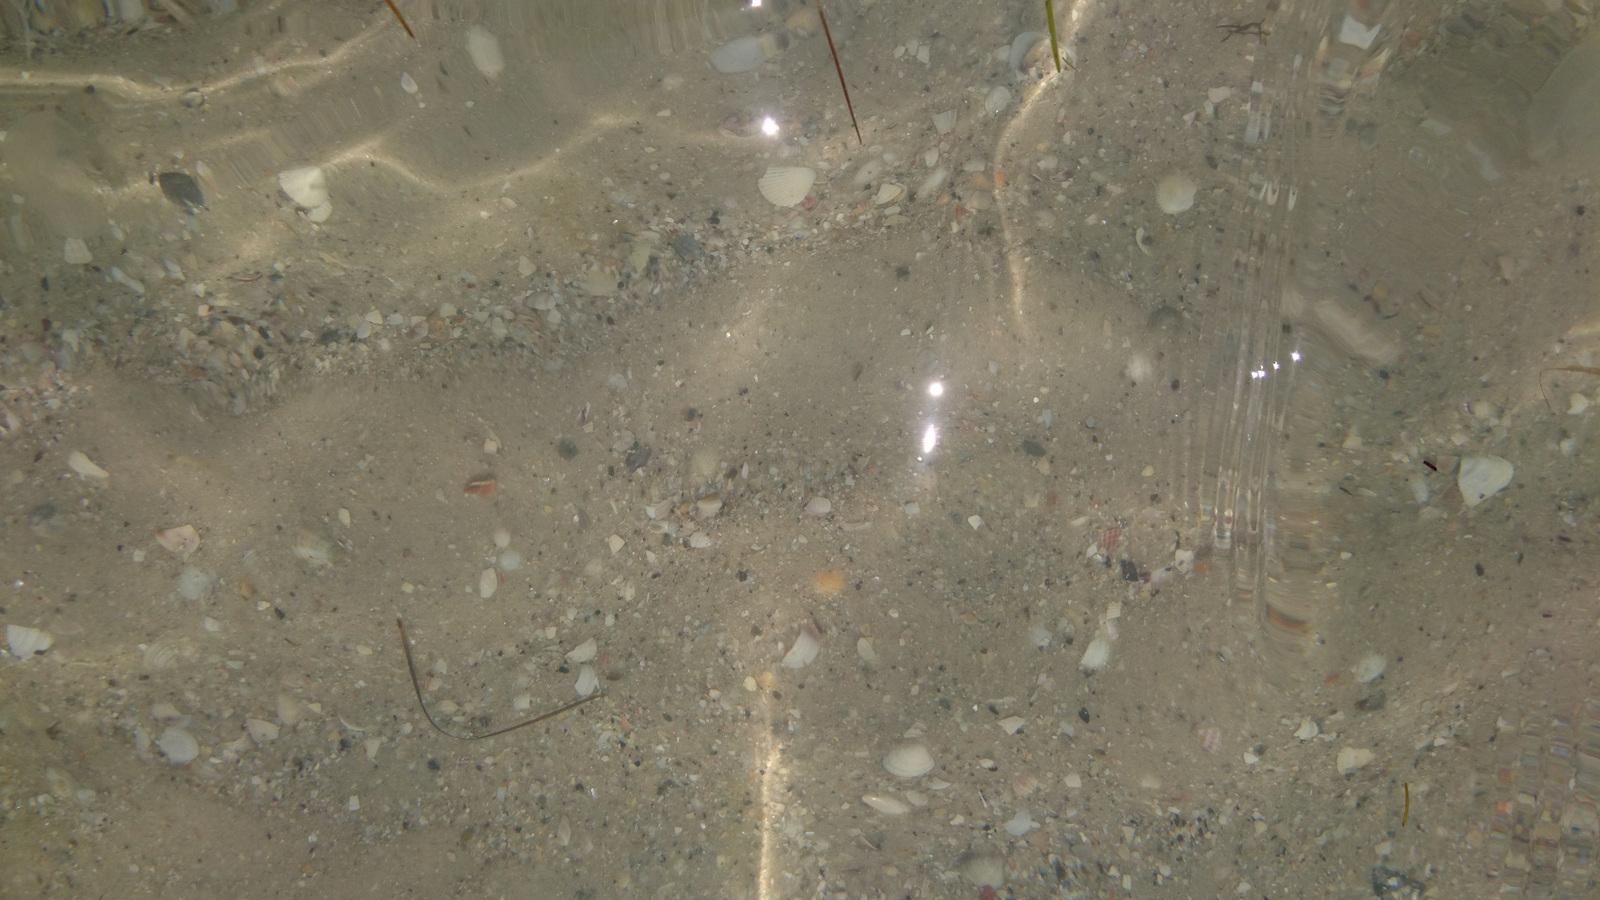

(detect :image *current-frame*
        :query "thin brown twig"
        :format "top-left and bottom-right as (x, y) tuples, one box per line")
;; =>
(384, 0), (416, 40)
(815, 0), (862, 145)
(396, 618), (600, 740)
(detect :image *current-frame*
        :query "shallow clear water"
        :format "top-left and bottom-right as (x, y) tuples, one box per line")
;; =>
(2, 1), (1598, 896)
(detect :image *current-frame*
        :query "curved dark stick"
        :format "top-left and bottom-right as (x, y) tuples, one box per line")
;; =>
(396, 618), (601, 741)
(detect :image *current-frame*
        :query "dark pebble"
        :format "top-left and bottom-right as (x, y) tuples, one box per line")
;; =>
(1021, 439), (1046, 457)
(557, 437), (579, 460)
(625, 446), (652, 471)
(157, 172), (206, 210)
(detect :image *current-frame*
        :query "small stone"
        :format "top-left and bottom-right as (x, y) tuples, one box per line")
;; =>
(1458, 455), (1513, 507)
(1336, 746), (1375, 775)
(998, 716), (1026, 735)
(67, 450), (109, 482)
(805, 496), (832, 516)
(1294, 718), (1319, 742)
(478, 567), (498, 599)
(7, 624), (53, 658)
(63, 237), (92, 265)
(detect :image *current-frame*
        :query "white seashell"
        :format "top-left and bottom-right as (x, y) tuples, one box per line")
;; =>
(175, 566), (213, 601)
(781, 622), (821, 669)
(1079, 635), (1113, 673)
(1009, 31), (1048, 72)
(862, 793), (910, 815)
(466, 25), (505, 79)
(1294, 718), (1319, 742)
(984, 85), (1012, 115)
(856, 636), (877, 664)
(156, 727), (199, 765)
(883, 741), (935, 778)
(246, 718), (279, 744)
(493, 528), (512, 549)
(478, 567), (498, 599)
(400, 72), (418, 94)
(1352, 652), (1387, 683)
(292, 529), (338, 568)
(67, 450), (109, 481)
(566, 638), (598, 664)
(688, 532), (713, 549)
(697, 494), (723, 517)
(758, 166), (816, 207)
(1003, 809), (1034, 836)
(998, 716), (1026, 735)
(278, 166), (328, 209)
(804, 495), (832, 516)
(932, 110), (957, 134)
(956, 848), (1006, 888)
(1156, 173), (1197, 214)
(873, 182), (905, 205)
(1458, 455), (1513, 507)
(917, 166), (949, 199)
(499, 549), (521, 571)
(710, 33), (789, 74)
(7, 624), (53, 658)
(574, 664), (599, 697)
(142, 640), (181, 671)
(155, 524), (200, 557)
(304, 201), (333, 224)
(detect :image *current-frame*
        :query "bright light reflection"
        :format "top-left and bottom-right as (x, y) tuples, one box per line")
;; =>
(927, 381), (944, 397)
(921, 424), (938, 454)
(760, 116), (778, 136)
(1291, 351), (1302, 362)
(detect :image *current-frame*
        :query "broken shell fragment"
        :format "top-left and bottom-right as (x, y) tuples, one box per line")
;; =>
(7, 624), (53, 658)
(278, 166), (328, 209)
(781, 621), (821, 668)
(1458, 455), (1513, 507)
(67, 450), (109, 482)
(758, 166), (817, 207)
(883, 741), (936, 778)
(862, 793), (911, 815)
(155, 524), (201, 558)
(566, 637), (598, 664)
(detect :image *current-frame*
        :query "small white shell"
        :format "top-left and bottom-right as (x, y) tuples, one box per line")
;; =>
(932, 110), (957, 134)
(155, 524), (201, 557)
(873, 182), (905, 206)
(1156, 173), (1197, 214)
(400, 72), (418, 94)
(574, 664), (600, 697)
(1352, 652), (1387, 683)
(1458, 455), (1513, 507)
(278, 166), (328, 209)
(758, 166), (817, 207)
(883, 741), (935, 778)
(805, 496), (832, 516)
(156, 727), (199, 765)
(478, 567), (498, 599)
(6, 624), (53, 658)
(781, 622), (821, 669)
(862, 793), (910, 815)
(1079, 635), (1113, 673)
(566, 638), (598, 664)
(246, 718), (279, 744)
(466, 25), (505, 79)
(984, 85), (1012, 116)
(67, 450), (109, 481)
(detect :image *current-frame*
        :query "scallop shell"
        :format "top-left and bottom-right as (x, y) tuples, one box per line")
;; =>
(156, 727), (199, 765)
(758, 166), (816, 207)
(1156, 173), (1197, 214)
(932, 110), (957, 134)
(883, 741), (936, 778)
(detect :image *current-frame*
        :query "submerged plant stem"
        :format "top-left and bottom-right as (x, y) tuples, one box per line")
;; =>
(397, 617), (600, 740)
(816, 0), (862, 145)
